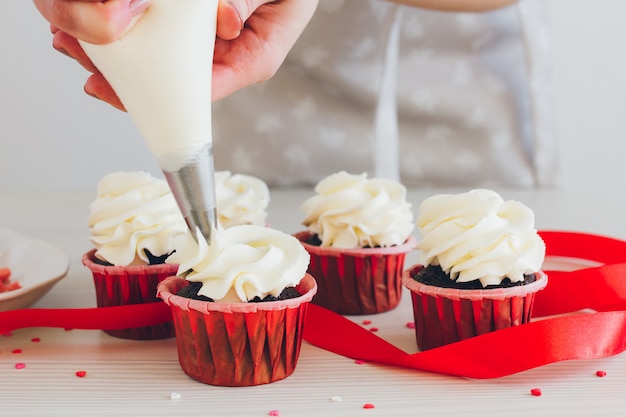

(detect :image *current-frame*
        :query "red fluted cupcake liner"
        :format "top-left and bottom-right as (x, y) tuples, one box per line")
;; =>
(402, 264), (549, 350)
(82, 249), (178, 340)
(294, 231), (415, 315)
(157, 274), (317, 387)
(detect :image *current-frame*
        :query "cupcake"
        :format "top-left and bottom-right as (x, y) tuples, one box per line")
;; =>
(157, 224), (317, 386)
(214, 170), (269, 228)
(295, 171), (415, 315)
(82, 171), (187, 340)
(403, 189), (548, 350)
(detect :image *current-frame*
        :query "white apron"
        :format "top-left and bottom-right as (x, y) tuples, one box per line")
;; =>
(212, 0), (556, 187)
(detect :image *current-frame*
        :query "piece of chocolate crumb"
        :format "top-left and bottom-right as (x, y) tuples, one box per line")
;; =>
(177, 282), (214, 302)
(144, 249), (174, 265)
(92, 257), (114, 267)
(305, 234), (323, 246)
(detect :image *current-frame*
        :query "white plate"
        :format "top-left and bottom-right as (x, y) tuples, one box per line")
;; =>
(0, 228), (70, 312)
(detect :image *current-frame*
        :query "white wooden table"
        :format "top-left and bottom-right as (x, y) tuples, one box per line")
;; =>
(1, 187), (625, 416)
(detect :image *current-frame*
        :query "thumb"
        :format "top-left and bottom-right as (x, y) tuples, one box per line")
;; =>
(217, 0), (270, 40)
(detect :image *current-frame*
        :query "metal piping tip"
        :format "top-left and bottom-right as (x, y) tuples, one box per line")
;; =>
(163, 143), (217, 244)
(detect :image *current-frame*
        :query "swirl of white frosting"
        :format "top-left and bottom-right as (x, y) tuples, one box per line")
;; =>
(88, 171), (187, 266)
(416, 189), (546, 287)
(167, 225), (310, 303)
(215, 171), (269, 228)
(301, 171), (414, 248)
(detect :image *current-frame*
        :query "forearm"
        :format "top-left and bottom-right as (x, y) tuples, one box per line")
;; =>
(386, 0), (518, 12)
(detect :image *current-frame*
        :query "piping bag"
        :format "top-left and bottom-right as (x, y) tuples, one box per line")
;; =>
(79, 0), (220, 242)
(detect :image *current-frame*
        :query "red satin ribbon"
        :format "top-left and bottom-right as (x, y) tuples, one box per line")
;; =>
(302, 230), (626, 378)
(1, 231), (625, 379)
(0, 302), (171, 334)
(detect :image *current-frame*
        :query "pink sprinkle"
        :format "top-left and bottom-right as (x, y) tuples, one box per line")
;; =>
(369, 327), (379, 332)
(31, 337), (41, 343)
(15, 363), (26, 370)
(268, 410), (280, 416)
(406, 322), (416, 329)
(530, 388), (542, 397)
(355, 359), (366, 365)
(362, 320), (372, 325)
(11, 349), (22, 354)
(596, 370), (607, 377)
(76, 371), (87, 378)
(363, 403), (376, 409)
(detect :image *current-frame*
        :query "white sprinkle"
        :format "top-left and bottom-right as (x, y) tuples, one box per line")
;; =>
(330, 396), (342, 402)
(170, 392), (182, 400)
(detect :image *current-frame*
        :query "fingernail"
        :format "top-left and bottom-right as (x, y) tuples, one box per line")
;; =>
(129, 0), (151, 15)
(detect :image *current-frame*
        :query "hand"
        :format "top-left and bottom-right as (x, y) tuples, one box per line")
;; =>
(212, 0), (318, 101)
(37, 0), (319, 110)
(33, 0), (151, 44)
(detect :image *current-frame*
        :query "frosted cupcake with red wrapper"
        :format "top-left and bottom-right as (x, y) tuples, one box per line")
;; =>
(214, 170), (269, 228)
(82, 171), (186, 340)
(158, 224), (316, 387)
(295, 171), (415, 315)
(403, 189), (548, 350)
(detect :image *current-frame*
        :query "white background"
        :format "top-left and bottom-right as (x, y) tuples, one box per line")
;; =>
(1, 0), (625, 191)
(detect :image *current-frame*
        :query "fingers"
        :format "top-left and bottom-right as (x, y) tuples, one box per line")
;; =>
(52, 29), (98, 72)
(32, 0), (150, 44)
(84, 73), (126, 111)
(212, 0), (319, 101)
(34, 1), (143, 109)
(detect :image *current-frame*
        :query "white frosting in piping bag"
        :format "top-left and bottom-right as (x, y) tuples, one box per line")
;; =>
(79, 2), (310, 303)
(79, 0), (218, 172)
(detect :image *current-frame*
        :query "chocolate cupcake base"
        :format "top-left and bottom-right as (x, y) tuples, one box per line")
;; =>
(157, 274), (317, 386)
(402, 264), (548, 350)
